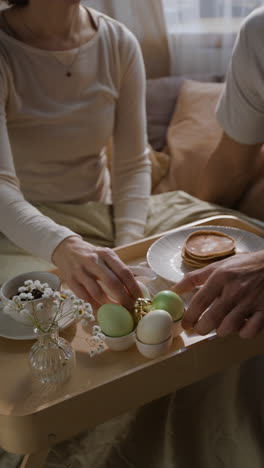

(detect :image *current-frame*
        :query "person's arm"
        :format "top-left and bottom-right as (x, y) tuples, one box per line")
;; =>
(111, 28), (151, 246)
(172, 250), (264, 339)
(198, 12), (264, 206)
(198, 131), (262, 206)
(0, 63), (142, 310)
(0, 64), (78, 262)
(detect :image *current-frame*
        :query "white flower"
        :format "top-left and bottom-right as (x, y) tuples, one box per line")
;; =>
(12, 296), (21, 304)
(89, 349), (97, 357)
(3, 303), (14, 314)
(91, 335), (101, 344)
(18, 286), (27, 293)
(19, 293), (28, 300)
(61, 289), (71, 296)
(42, 289), (53, 299)
(92, 325), (101, 334)
(20, 309), (31, 317)
(27, 293), (34, 300)
(24, 280), (33, 286)
(84, 303), (92, 312)
(97, 333), (106, 342)
(36, 303), (44, 312)
(53, 292), (61, 299)
(97, 344), (105, 354)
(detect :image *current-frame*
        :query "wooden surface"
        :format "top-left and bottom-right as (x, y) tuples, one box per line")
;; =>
(0, 215), (264, 455)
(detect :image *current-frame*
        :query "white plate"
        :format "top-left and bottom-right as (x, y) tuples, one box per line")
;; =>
(0, 299), (75, 340)
(147, 226), (264, 283)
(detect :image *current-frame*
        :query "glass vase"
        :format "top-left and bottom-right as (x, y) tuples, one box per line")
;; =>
(29, 323), (76, 384)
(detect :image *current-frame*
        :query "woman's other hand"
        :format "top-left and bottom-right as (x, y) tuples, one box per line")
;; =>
(172, 250), (264, 339)
(52, 236), (142, 310)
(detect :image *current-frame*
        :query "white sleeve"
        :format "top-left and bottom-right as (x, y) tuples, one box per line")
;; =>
(0, 63), (79, 263)
(216, 13), (264, 145)
(111, 29), (151, 246)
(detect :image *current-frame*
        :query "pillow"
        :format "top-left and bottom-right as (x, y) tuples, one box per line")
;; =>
(146, 74), (224, 152)
(146, 76), (183, 152)
(153, 79), (224, 195)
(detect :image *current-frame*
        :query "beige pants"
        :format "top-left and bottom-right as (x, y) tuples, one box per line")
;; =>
(0, 190), (263, 284)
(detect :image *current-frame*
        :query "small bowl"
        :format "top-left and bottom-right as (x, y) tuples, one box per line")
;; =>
(0, 271), (61, 326)
(104, 330), (135, 351)
(135, 334), (173, 359)
(172, 319), (183, 338)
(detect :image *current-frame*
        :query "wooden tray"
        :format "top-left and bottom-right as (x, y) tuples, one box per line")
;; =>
(1, 215), (264, 464)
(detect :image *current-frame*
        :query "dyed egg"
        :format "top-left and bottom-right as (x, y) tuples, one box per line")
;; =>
(152, 290), (184, 321)
(97, 304), (134, 337)
(137, 280), (151, 299)
(136, 309), (173, 345)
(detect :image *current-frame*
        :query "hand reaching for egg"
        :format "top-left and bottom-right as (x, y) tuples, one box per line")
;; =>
(52, 237), (142, 311)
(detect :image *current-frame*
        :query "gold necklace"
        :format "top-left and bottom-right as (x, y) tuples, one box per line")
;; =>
(18, 8), (83, 78)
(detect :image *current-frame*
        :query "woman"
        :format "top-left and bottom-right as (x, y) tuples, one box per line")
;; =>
(0, 0), (151, 308)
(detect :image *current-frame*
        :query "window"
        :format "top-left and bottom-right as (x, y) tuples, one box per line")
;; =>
(162, 0), (264, 75)
(163, 0), (264, 30)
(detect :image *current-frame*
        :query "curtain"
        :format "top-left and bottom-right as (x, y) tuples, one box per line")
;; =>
(0, 1), (170, 77)
(83, 0), (170, 78)
(162, 0), (264, 76)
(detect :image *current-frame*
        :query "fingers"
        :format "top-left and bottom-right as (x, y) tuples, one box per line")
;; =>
(185, 293), (264, 339)
(182, 274), (222, 330)
(91, 248), (142, 309)
(54, 238), (144, 310)
(193, 296), (229, 335)
(175, 249), (264, 339)
(79, 270), (109, 305)
(67, 278), (100, 310)
(216, 304), (250, 337)
(72, 247), (141, 310)
(239, 310), (264, 339)
(172, 263), (219, 295)
(95, 267), (135, 310)
(101, 249), (142, 298)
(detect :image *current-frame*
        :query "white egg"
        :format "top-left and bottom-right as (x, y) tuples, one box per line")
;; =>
(137, 280), (151, 299)
(136, 309), (173, 345)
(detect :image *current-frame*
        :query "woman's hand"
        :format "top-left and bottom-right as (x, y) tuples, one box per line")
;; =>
(52, 236), (142, 310)
(172, 250), (264, 339)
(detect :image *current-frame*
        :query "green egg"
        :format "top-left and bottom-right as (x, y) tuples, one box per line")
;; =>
(97, 304), (134, 337)
(152, 290), (184, 322)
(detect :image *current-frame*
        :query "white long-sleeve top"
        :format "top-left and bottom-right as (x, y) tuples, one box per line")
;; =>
(0, 8), (151, 262)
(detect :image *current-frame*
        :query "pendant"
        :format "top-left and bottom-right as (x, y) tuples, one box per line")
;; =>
(66, 72), (72, 77)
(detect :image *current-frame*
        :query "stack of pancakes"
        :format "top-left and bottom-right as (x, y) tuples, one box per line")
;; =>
(182, 230), (236, 268)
